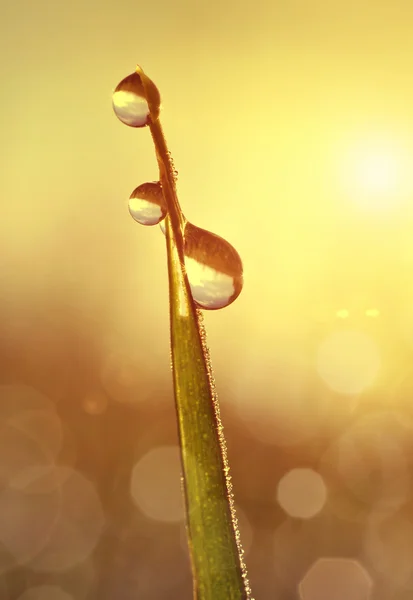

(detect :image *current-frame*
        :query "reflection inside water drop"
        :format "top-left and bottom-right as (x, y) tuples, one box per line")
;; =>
(183, 222), (243, 310)
(112, 72), (160, 127)
(128, 181), (166, 226)
(159, 218), (168, 235)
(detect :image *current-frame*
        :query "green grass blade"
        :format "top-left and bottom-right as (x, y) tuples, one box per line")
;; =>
(165, 216), (250, 600)
(138, 66), (252, 600)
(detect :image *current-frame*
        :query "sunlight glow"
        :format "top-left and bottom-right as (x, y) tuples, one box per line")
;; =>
(130, 446), (184, 523)
(339, 137), (411, 211)
(18, 586), (73, 600)
(277, 468), (327, 519)
(356, 151), (398, 194)
(316, 330), (381, 395)
(300, 558), (373, 600)
(365, 308), (380, 318)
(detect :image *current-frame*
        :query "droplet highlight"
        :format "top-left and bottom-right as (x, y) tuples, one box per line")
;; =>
(112, 72), (160, 127)
(128, 181), (166, 226)
(183, 222), (243, 310)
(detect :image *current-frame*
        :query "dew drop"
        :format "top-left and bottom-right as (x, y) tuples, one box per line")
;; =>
(158, 220), (243, 309)
(128, 181), (166, 226)
(166, 152), (179, 181)
(112, 72), (160, 127)
(183, 222), (243, 310)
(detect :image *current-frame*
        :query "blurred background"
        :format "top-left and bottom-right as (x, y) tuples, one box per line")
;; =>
(1, 0), (413, 598)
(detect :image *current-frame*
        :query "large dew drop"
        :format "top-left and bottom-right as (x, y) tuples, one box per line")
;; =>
(183, 222), (243, 310)
(128, 181), (166, 226)
(112, 72), (160, 127)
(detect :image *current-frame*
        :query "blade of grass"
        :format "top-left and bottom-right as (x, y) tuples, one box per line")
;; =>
(138, 66), (252, 600)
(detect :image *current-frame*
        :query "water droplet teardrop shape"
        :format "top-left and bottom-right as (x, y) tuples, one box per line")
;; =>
(183, 223), (243, 310)
(128, 181), (167, 225)
(112, 72), (160, 127)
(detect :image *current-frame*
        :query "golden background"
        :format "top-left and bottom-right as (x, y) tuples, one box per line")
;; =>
(1, 1), (413, 599)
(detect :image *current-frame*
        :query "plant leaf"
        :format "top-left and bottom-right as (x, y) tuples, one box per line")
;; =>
(138, 65), (252, 600)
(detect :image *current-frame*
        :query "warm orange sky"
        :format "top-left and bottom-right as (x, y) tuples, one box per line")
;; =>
(2, 0), (413, 429)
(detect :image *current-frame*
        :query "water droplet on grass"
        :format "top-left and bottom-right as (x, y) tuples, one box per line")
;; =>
(128, 181), (166, 225)
(112, 72), (160, 127)
(166, 152), (179, 181)
(159, 220), (243, 309)
(183, 223), (243, 310)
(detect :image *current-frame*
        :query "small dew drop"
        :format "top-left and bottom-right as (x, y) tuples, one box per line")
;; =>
(168, 154), (179, 180)
(128, 181), (167, 226)
(183, 222), (243, 310)
(112, 72), (160, 127)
